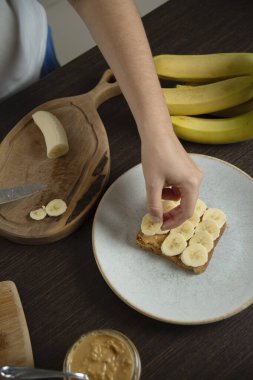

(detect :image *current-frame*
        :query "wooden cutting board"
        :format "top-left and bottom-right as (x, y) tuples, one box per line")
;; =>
(0, 281), (34, 366)
(0, 70), (121, 244)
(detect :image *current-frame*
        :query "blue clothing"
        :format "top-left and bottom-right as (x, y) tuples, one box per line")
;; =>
(0, 0), (47, 100)
(40, 26), (60, 78)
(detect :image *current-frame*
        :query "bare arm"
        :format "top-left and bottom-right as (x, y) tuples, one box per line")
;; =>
(69, 0), (202, 228)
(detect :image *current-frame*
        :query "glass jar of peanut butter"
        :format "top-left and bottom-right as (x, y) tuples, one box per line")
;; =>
(63, 329), (141, 380)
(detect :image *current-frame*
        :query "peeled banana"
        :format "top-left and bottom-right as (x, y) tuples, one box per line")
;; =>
(154, 53), (253, 83)
(194, 199), (207, 217)
(30, 206), (47, 221)
(171, 109), (253, 144)
(138, 199), (227, 269)
(141, 213), (162, 236)
(157, 226), (170, 235)
(196, 219), (220, 240)
(45, 199), (67, 217)
(162, 76), (253, 116)
(32, 110), (69, 159)
(162, 200), (179, 212)
(30, 199), (67, 220)
(189, 230), (214, 253)
(188, 211), (200, 228)
(181, 243), (208, 267)
(203, 208), (226, 228)
(170, 220), (195, 240)
(161, 233), (187, 256)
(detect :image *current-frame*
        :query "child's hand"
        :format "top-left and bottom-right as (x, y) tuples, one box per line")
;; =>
(141, 128), (203, 229)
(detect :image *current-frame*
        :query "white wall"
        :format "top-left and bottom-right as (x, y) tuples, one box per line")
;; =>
(39, 0), (168, 65)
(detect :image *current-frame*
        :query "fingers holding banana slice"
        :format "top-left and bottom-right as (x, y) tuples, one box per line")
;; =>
(162, 200), (179, 213)
(141, 213), (163, 236)
(170, 220), (195, 240)
(156, 226), (171, 235)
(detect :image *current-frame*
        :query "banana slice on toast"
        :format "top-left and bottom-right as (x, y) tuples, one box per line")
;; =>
(181, 243), (208, 267)
(203, 208), (226, 228)
(141, 213), (162, 236)
(170, 220), (195, 240)
(136, 199), (227, 274)
(161, 233), (187, 256)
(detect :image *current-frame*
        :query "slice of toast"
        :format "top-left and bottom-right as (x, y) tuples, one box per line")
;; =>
(136, 204), (226, 274)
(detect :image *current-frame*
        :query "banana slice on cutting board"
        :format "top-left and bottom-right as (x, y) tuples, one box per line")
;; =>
(202, 208), (227, 228)
(194, 199), (207, 217)
(32, 110), (69, 159)
(30, 206), (47, 220)
(45, 199), (67, 217)
(161, 233), (187, 256)
(181, 243), (208, 267)
(141, 213), (162, 236)
(170, 220), (195, 240)
(195, 219), (220, 240)
(189, 230), (214, 252)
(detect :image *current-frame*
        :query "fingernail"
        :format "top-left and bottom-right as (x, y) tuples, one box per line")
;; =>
(151, 215), (162, 223)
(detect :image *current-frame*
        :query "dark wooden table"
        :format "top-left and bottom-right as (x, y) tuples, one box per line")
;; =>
(1, 0), (253, 378)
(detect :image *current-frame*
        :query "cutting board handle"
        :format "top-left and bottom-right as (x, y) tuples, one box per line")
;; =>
(90, 69), (122, 108)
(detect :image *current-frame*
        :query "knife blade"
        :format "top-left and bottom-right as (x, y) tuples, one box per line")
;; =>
(0, 184), (47, 205)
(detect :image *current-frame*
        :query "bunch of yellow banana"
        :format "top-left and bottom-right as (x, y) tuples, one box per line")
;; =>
(154, 53), (253, 144)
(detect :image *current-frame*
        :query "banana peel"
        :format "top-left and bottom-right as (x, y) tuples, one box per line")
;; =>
(163, 76), (253, 116)
(154, 53), (253, 83)
(171, 109), (253, 144)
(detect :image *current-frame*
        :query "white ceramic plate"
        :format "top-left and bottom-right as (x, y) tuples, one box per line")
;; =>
(92, 154), (253, 324)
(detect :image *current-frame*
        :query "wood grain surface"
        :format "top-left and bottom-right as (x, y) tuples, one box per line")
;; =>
(0, 0), (253, 379)
(0, 70), (120, 244)
(0, 281), (33, 367)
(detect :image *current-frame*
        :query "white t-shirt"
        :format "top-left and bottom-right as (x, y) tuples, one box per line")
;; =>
(0, 0), (47, 100)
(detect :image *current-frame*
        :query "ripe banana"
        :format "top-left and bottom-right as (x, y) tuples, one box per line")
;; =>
(30, 206), (47, 220)
(170, 220), (195, 240)
(45, 199), (67, 217)
(203, 208), (226, 228)
(163, 76), (253, 116)
(212, 97), (253, 117)
(154, 53), (253, 83)
(171, 109), (253, 144)
(161, 233), (187, 256)
(196, 219), (220, 240)
(189, 230), (214, 253)
(32, 110), (69, 159)
(141, 213), (162, 236)
(180, 243), (208, 267)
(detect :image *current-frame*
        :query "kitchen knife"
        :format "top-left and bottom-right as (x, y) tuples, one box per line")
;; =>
(0, 184), (47, 204)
